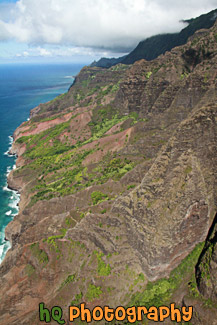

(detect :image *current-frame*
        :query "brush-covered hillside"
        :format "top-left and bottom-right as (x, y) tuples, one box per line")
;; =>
(0, 18), (217, 325)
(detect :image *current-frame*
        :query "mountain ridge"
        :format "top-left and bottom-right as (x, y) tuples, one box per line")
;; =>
(91, 8), (217, 68)
(0, 18), (216, 324)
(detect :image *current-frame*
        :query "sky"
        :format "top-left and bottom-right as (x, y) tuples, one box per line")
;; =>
(0, 0), (216, 64)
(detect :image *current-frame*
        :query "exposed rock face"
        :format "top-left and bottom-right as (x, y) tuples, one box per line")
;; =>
(196, 213), (217, 302)
(182, 214), (217, 325)
(113, 104), (216, 279)
(0, 20), (216, 324)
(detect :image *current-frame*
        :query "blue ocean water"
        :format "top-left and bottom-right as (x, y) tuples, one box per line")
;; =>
(0, 62), (85, 263)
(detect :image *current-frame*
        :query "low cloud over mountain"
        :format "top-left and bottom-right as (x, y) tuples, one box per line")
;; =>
(0, 0), (216, 53)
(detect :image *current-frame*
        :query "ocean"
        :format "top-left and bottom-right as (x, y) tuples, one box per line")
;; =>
(0, 62), (85, 263)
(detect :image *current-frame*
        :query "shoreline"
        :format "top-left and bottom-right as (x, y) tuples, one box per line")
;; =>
(0, 64), (82, 267)
(0, 135), (20, 264)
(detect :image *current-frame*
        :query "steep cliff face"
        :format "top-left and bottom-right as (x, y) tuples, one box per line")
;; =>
(182, 213), (217, 325)
(0, 20), (216, 324)
(196, 213), (217, 302)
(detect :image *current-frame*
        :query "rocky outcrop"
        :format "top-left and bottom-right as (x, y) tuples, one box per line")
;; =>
(196, 213), (217, 302)
(112, 103), (216, 279)
(0, 19), (216, 324)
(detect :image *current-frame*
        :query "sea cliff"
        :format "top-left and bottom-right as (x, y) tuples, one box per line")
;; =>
(0, 20), (216, 324)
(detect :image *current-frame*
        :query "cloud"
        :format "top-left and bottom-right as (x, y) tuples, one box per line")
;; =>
(13, 45), (112, 60)
(0, 0), (216, 52)
(15, 47), (52, 58)
(38, 47), (51, 56)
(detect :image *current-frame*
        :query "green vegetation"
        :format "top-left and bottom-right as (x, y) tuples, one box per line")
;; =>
(99, 157), (134, 181)
(134, 273), (145, 285)
(111, 81), (121, 92)
(30, 152), (134, 205)
(59, 274), (76, 290)
(27, 154), (133, 206)
(91, 191), (108, 205)
(188, 242), (217, 310)
(29, 149), (93, 203)
(199, 243), (214, 281)
(93, 81), (120, 102)
(30, 242), (49, 266)
(98, 84), (113, 96)
(71, 292), (83, 306)
(145, 71), (152, 79)
(129, 242), (204, 308)
(94, 250), (111, 276)
(45, 235), (64, 242)
(88, 106), (139, 141)
(79, 212), (85, 219)
(86, 283), (102, 301)
(31, 113), (63, 123)
(25, 149), (134, 207)
(17, 105), (141, 206)
(81, 79), (90, 88)
(50, 92), (67, 103)
(110, 64), (128, 71)
(16, 136), (29, 144)
(65, 216), (76, 227)
(188, 274), (199, 298)
(19, 70), (145, 193)
(180, 71), (189, 80)
(127, 184), (136, 190)
(44, 235), (64, 256)
(15, 81), (141, 207)
(185, 166), (192, 174)
(88, 113), (127, 141)
(60, 228), (67, 236)
(25, 264), (36, 277)
(20, 121), (71, 159)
